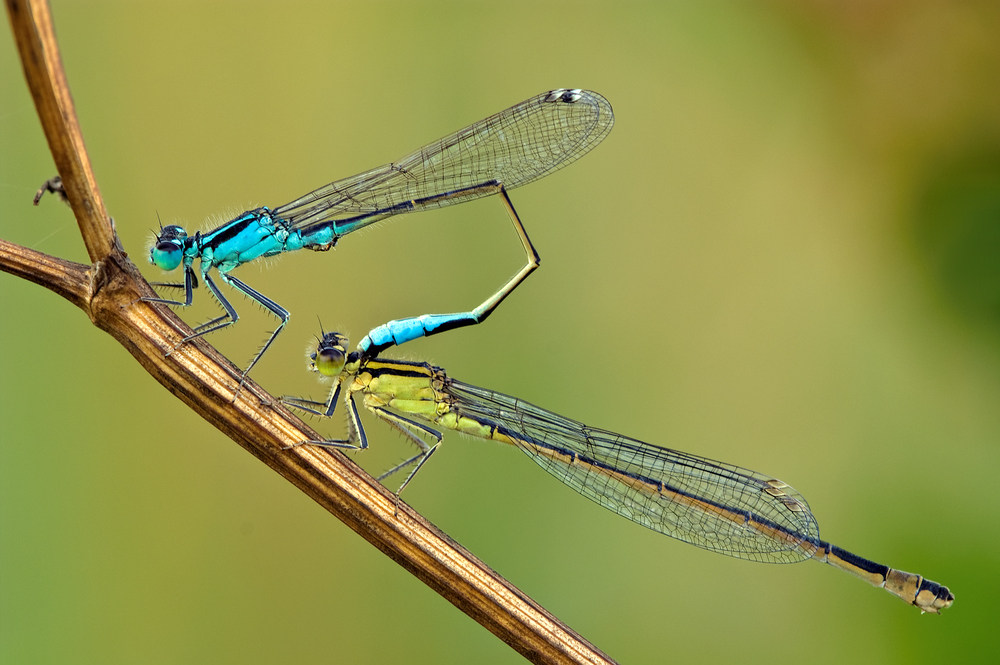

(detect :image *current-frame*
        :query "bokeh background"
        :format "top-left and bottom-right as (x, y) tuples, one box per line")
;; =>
(2, 1), (999, 663)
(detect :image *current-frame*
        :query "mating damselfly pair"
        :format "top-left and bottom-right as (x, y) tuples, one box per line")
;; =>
(144, 88), (952, 613)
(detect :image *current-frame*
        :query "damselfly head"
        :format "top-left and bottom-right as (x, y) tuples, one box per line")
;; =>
(310, 332), (349, 377)
(149, 225), (188, 271)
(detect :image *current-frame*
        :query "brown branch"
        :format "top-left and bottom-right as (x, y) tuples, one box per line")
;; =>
(2, 1), (615, 663)
(7, 0), (111, 262)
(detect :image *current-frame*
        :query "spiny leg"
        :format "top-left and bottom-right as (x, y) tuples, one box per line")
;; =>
(191, 313), (234, 334)
(282, 381), (342, 418)
(282, 382), (363, 451)
(369, 406), (443, 513)
(143, 265), (197, 308)
(178, 271), (239, 344)
(149, 269), (236, 359)
(142, 264), (235, 364)
(146, 268), (229, 336)
(283, 383), (370, 452)
(147, 264), (287, 396)
(219, 273), (290, 395)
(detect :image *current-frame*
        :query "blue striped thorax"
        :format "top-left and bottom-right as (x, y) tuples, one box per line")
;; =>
(198, 209), (289, 268)
(148, 208), (335, 275)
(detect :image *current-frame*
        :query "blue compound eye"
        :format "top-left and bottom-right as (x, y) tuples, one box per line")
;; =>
(150, 241), (183, 271)
(149, 225), (188, 270)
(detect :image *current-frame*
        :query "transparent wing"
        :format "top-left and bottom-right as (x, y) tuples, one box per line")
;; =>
(444, 379), (821, 563)
(274, 89), (614, 228)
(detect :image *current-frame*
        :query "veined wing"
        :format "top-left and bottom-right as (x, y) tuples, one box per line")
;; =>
(444, 378), (821, 563)
(274, 89), (614, 228)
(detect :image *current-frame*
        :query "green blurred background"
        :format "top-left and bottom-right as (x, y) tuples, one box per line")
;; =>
(2, 1), (998, 663)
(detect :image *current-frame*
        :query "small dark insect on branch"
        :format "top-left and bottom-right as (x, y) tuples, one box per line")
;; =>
(33, 174), (68, 205)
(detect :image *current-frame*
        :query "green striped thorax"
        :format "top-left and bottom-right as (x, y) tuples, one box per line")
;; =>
(149, 224), (188, 271)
